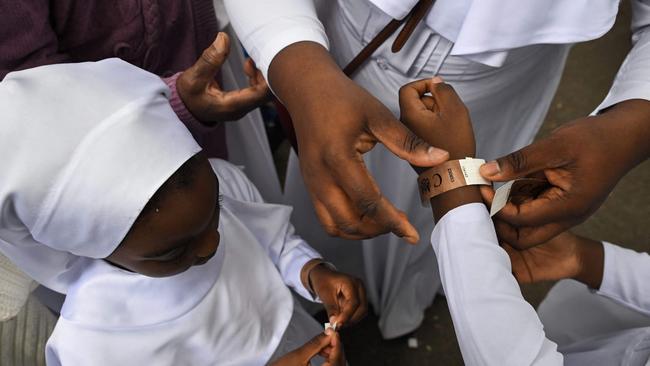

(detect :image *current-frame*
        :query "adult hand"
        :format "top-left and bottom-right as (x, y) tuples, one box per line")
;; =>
(399, 76), (475, 161)
(309, 264), (367, 328)
(480, 100), (650, 249)
(269, 42), (449, 244)
(504, 231), (604, 289)
(176, 32), (270, 124)
(270, 330), (345, 366)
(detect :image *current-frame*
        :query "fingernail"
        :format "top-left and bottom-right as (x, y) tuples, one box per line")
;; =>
(428, 147), (449, 162)
(432, 76), (444, 84)
(325, 328), (333, 336)
(215, 33), (226, 53)
(480, 161), (501, 177)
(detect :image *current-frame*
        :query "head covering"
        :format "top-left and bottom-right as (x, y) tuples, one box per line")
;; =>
(0, 58), (202, 293)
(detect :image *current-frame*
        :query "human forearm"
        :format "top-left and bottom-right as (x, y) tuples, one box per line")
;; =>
(268, 42), (345, 113)
(599, 99), (650, 166)
(431, 186), (483, 222)
(431, 204), (563, 365)
(223, 0), (327, 80)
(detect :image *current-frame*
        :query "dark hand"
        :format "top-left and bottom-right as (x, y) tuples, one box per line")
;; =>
(399, 76), (476, 161)
(309, 264), (367, 328)
(269, 42), (449, 244)
(504, 231), (604, 289)
(480, 100), (650, 248)
(270, 330), (345, 366)
(176, 32), (270, 124)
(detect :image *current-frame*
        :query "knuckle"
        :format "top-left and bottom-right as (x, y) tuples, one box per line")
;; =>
(504, 150), (528, 174)
(335, 220), (362, 236)
(401, 130), (427, 154)
(355, 195), (380, 220)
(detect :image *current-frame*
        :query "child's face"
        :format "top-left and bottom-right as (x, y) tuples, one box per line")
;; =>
(106, 156), (221, 277)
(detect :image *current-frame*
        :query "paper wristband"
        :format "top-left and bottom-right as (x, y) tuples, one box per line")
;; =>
(489, 178), (550, 217)
(417, 158), (490, 205)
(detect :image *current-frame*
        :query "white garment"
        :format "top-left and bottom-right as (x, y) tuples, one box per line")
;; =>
(228, 0), (571, 338)
(46, 159), (323, 366)
(223, 0), (650, 338)
(0, 59), (201, 293)
(431, 203), (650, 366)
(368, 0), (618, 67)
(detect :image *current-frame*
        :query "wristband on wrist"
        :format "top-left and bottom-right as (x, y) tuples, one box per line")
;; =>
(417, 158), (490, 205)
(301, 259), (337, 296)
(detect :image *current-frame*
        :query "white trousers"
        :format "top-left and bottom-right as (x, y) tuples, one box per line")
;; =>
(284, 0), (571, 338)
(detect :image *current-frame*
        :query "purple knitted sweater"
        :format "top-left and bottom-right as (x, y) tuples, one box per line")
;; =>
(0, 0), (227, 158)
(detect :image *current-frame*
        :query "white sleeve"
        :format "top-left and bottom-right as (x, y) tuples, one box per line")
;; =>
(595, 0), (650, 112)
(211, 159), (322, 301)
(430, 203), (563, 366)
(222, 0), (329, 81)
(241, 200), (324, 302)
(596, 242), (650, 316)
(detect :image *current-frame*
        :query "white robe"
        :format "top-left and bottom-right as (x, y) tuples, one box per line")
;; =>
(223, 0), (650, 338)
(431, 202), (650, 366)
(45, 160), (323, 366)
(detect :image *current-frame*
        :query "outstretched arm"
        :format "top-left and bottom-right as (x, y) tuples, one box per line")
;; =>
(224, 0), (448, 243)
(400, 78), (564, 365)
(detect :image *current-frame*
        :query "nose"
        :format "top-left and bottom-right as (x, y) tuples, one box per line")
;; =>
(194, 230), (220, 266)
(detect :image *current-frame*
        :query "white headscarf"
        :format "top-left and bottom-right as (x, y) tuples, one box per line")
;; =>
(0, 59), (202, 293)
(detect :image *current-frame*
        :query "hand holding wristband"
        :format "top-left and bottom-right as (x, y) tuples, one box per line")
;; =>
(417, 158), (490, 205)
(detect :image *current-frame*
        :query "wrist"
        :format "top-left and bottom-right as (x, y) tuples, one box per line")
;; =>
(573, 237), (605, 289)
(599, 99), (650, 168)
(301, 259), (336, 296)
(431, 186), (483, 221)
(268, 42), (345, 114)
(417, 157), (487, 220)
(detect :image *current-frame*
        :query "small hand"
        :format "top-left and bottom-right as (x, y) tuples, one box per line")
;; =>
(399, 76), (476, 161)
(270, 329), (345, 366)
(504, 231), (604, 288)
(479, 100), (650, 248)
(176, 32), (270, 124)
(309, 264), (367, 328)
(504, 231), (582, 284)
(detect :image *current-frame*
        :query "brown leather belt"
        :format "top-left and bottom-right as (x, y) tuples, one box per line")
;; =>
(276, 0), (435, 153)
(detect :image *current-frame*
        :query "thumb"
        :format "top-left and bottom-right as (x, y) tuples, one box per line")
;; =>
(480, 139), (558, 182)
(191, 32), (230, 82)
(373, 116), (449, 167)
(296, 332), (333, 362)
